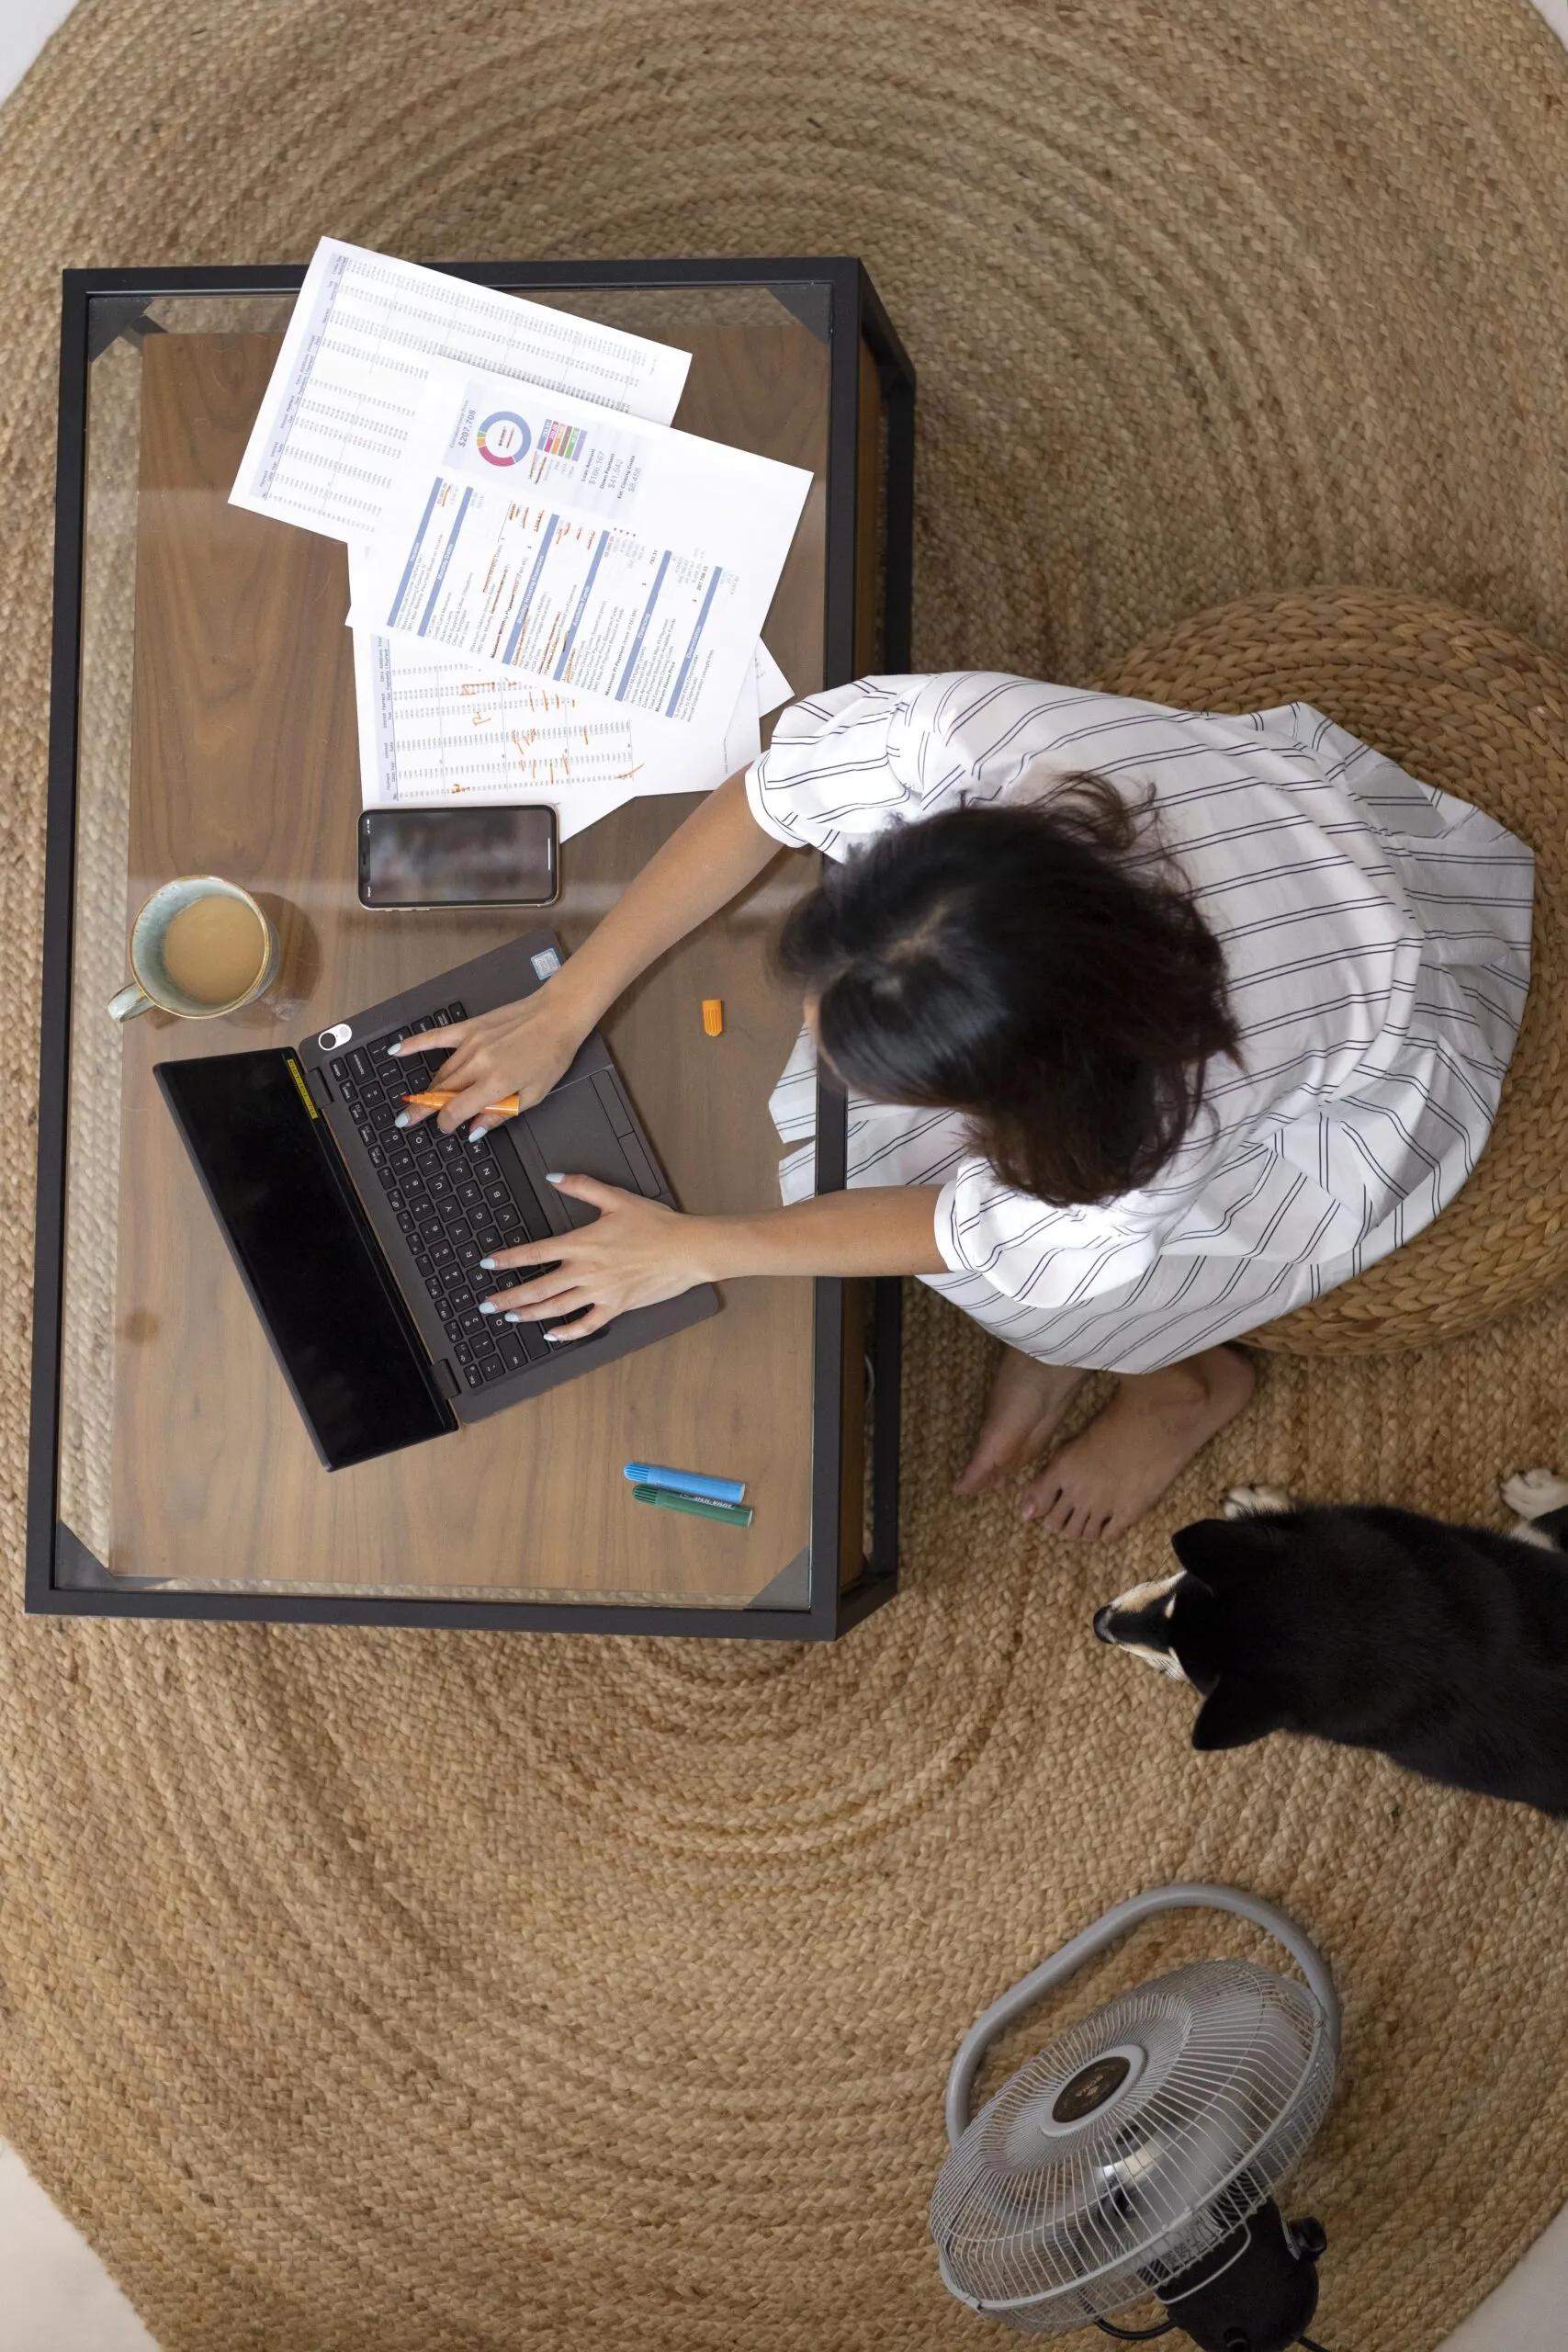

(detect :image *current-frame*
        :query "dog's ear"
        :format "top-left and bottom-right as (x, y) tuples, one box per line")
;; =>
(1190, 1676), (1285, 1751)
(1171, 1519), (1269, 1588)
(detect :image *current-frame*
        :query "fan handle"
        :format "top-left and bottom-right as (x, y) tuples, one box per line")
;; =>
(944, 1882), (1341, 2149)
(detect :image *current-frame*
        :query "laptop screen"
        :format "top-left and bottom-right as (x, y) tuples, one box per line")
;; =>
(156, 1050), (454, 1469)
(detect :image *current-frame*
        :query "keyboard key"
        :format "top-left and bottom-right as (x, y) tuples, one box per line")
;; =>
(496, 1328), (528, 1371)
(419, 1217), (443, 1241)
(367, 1144), (387, 1168)
(437, 1134), (465, 1161)
(389, 1150), (415, 1177)
(433, 1009), (450, 1026)
(474, 1224), (501, 1250)
(424, 1276), (444, 1298)
(376, 1167), (397, 1190)
(386, 1187), (405, 1210)
(496, 1204), (523, 1231)
(436, 1195), (465, 1224)
(430, 1239), (455, 1266)
(351, 1102), (370, 1124)
(338, 1078), (359, 1102)
(464, 1367), (484, 1391)
(369, 1103), (397, 1130)
(454, 1340), (474, 1365)
(412, 1015), (434, 1033)
(443, 1317), (465, 1342)
(448, 1217), (473, 1241)
(427, 1173), (453, 1199)
(457, 1242), (481, 1266)
(414, 1251), (434, 1275)
(483, 1181), (510, 1204)
(331, 1057), (348, 1080)
(460, 1309), (485, 1335)
(447, 1001), (466, 1019)
(457, 1180), (484, 1206)
(479, 1357), (507, 1383)
(396, 1211), (416, 1234)
(347, 1049), (370, 1080)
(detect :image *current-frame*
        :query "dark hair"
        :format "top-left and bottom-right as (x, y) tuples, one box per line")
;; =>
(776, 780), (1239, 1205)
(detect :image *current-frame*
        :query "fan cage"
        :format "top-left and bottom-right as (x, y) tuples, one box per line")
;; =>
(931, 1961), (1335, 2336)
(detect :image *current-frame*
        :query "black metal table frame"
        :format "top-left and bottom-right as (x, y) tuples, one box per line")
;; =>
(28, 255), (916, 1640)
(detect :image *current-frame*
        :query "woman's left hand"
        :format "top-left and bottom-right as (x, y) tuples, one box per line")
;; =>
(479, 1174), (712, 1340)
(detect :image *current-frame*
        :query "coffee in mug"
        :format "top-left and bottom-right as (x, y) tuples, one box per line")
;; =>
(108, 876), (279, 1023)
(161, 894), (269, 1004)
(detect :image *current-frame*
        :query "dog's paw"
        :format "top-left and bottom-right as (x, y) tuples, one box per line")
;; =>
(1502, 1467), (1568, 1521)
(1222, 1484), (1294, 1519)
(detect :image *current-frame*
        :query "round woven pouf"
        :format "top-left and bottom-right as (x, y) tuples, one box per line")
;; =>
(1100, 587), (1568, 1356)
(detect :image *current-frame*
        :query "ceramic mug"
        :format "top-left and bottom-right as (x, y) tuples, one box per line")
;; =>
(107, 876), (279, 1023)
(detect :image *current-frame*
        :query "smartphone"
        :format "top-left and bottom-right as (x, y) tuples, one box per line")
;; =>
(357, 807), (558, 910)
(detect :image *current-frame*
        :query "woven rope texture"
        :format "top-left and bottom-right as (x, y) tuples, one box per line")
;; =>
(3, 6), (1568, 2351)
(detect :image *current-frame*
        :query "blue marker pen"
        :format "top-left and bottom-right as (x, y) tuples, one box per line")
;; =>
(624, 1461), (747, 1507)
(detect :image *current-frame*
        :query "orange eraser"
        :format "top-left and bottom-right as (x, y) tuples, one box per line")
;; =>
(702, 999), (724, 1036)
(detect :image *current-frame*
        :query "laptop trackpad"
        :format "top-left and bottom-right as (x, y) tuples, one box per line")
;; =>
(525, 1079), (656, 1219)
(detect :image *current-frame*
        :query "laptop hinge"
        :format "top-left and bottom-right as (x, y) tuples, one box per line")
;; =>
(305, 1061), (334, 1108)
(432, 1356), (460, 1399)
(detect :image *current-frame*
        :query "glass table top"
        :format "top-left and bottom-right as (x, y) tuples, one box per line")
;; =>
(54, 276), (852, 1614)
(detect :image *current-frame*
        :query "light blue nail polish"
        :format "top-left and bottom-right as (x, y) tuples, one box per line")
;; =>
(479, 1301), (499, 1317)
(385, 1044), (401, 1056)
(543, 1329), (565, 1340)
(478, 1256), (496, 1271)
(545, 1171), (565, 1183)
(503, 1311), (524, 1324)
(468, 1131), (487, 1146)
(393, 1111), (409, 1128)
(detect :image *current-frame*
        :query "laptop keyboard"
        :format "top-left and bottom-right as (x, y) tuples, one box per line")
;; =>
(327, 1001), (585, 1394)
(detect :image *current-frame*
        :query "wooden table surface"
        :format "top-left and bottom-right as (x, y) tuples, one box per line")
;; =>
(105, 317), (833, 1605)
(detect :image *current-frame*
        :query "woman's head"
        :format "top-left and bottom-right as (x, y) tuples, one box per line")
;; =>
(777, 779), (1239, 1205)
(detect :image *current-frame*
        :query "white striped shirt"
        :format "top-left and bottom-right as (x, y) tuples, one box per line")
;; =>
(745, 673), (1533, 1372)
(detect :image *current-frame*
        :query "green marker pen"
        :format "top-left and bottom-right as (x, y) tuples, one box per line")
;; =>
(632, 1484), (754, 1530)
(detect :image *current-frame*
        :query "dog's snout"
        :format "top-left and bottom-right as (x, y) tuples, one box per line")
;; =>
(1093, 1606), (1114, 1643)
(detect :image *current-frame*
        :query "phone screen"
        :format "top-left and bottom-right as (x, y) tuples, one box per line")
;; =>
(358, 808), (558, 908)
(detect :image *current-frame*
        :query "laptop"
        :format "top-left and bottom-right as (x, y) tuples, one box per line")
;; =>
(155, 932), (718, 1470)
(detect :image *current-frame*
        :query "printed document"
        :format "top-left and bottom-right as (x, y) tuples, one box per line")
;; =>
(230, 238), (691, 544)
(354, 609), (792, 840)
(351, 361), (811, 733)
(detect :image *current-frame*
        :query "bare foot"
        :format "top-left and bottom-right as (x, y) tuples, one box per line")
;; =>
(1020, 1347), (1258, 1541)
(953, 1347), (1089, 1496)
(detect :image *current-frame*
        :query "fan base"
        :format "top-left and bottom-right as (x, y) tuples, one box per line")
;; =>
(1154, 2200), (1323, 2352)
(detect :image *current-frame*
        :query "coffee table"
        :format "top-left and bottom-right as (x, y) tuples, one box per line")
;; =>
(28, 259), (914, 1637)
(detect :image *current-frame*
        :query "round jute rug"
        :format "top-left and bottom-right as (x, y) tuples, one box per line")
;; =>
(5, 6), (1568, 2352)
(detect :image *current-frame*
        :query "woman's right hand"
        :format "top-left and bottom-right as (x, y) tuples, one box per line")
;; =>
(389, 980), (593, 1136)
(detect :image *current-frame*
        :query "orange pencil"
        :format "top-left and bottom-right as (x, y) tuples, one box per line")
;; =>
(400, 1088), (521, 1118)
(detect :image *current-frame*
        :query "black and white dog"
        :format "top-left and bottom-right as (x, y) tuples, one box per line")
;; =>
(1094, 1472), (1568, 1815)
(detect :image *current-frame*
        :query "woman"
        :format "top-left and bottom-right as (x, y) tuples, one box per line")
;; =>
(392, 673), (1533, 1541)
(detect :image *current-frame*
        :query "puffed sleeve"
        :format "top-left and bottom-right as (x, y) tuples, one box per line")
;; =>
(932, 1162), (1161, 1307)
(744, 677), (934, 856)
(746, 671), (1153, 859)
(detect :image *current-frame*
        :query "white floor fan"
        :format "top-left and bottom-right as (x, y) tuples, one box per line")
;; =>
(931, 1884), (1342, 2352)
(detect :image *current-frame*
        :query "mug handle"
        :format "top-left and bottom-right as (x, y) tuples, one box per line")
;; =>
(107, 983), (153, 1023)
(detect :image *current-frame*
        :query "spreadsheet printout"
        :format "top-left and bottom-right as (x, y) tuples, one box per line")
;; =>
(353, 629), (790, 836)
(230, 238), (692, 543)
(351, 361), (811, 734)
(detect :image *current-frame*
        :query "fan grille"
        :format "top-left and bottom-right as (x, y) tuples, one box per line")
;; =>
(931, 1961), (1334, 2335)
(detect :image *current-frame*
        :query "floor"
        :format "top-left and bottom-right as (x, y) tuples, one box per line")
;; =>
(6, 0), (1568, 2345)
